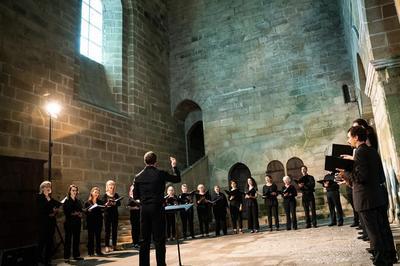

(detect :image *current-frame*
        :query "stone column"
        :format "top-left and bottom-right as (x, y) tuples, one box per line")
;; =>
(366, 58), (400, 223)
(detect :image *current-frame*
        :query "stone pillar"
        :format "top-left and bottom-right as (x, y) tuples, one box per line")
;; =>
(366, 58), (400, 222)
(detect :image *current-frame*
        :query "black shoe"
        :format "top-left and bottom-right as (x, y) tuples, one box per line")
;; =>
(313, 225), (318, 228)
(64, 259), (70, 263)
(73, 257), (84, 261)
(356, 226), (362, 230)
(358, 231), (364, 235)
(269, 228), (273, 232)
(357, 235), (365, 240)
(96, 252), (105, 256)
(337, 223), (343, 226)
(350, 222), (359, 227)
(363, 237), (370, 241)
(328, 223), (336, 226)
(306, 225), (311, 229)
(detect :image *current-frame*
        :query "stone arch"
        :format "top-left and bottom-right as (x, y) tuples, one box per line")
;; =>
(286, 157), (304, 180)
(266, 160), (285, 190)
(228, 162), (251, 193)
(173, 99), (204, 166)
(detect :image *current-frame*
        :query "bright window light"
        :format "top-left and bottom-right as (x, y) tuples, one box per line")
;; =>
(80, 0), (103, 63)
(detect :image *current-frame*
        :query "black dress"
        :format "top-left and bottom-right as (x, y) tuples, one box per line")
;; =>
(84, 199), (104, 255)
(227, 189), (243, 231)
(37, 194), (61, 265)
(63, 197), (83, 259)
(245, 187), (259, 231)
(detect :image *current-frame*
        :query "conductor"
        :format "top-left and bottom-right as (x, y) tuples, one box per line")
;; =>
(133, 151), (181, 266)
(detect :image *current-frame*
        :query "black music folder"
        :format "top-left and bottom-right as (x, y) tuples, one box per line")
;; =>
(324, 155), (354, 171)
(332, 144), (353, 157)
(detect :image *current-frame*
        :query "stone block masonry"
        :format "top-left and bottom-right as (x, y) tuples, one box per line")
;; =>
(168, 0), (359, 186)
(0, 0), (185, 201)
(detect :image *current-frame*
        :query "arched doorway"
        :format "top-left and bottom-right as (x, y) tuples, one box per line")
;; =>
(228, 163), (251, 193)
(286, 157), (304, 180)
(187, 121), (205, 165)
(266, 160), (285, 190)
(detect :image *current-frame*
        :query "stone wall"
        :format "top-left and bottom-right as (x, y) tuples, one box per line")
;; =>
(168, 0), (359, 187)
(0, 0), (185, 201)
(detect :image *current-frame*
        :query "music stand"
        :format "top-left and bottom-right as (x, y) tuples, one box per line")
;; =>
(165, 204), (193, 266)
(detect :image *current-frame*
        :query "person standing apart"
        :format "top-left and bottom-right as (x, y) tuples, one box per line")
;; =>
(133, 152), (181, 266)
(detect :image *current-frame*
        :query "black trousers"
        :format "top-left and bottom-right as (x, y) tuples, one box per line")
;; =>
(197, 207), (209, 235)
(246, 200), (259, 230)
(140, 203), (166, 266)
(179, 208), (194, 238)
(284, 199), (297, 230)
(346, 186), (359, 224)
(266, 203), (279, 229)
(213, 208), (227, 235)
(37, 220), (55, 264)
(64, 220), (81, 259)
(87, 220), (102, 255)
(230, 205), (243, 230)
(327, 191), (344, 224)
(360, 206), (395, 265)
(130, 209), (140, 245)
(166, 213), (176, 239)
(302, 194), (317, 227)
(104, 213), (118, 247)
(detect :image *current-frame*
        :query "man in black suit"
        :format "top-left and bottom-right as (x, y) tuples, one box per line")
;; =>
(133, 151), (181, 266)
(339, 126), (395, 265)
(298, 165), (317, 228)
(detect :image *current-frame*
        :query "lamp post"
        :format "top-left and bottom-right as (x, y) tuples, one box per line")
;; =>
(45, 101), (61, 181)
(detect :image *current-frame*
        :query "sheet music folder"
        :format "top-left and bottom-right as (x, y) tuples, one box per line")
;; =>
(324, 155), (354, 171)
(332, 144), (353, 157)
(165, 203), (193, 212)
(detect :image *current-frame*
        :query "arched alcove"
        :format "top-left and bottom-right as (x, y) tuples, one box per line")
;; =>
(187, 121), (205, 165)
(228, 163), (251, 193)
(286, 157), (304, 180)
(266, 160), (285, 190)
(173, 99), (204, 166)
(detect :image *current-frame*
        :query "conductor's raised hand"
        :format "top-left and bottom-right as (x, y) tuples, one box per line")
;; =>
(170, 157), (177, 167)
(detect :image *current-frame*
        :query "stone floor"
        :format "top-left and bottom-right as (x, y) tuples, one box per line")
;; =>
(54, 219), (400, 266)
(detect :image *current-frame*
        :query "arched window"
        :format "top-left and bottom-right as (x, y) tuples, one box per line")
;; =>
(286, 157), (304, 180)
(228, 163), (251, 193)
(80, 0), (103, 63)
(266, 160), (285, 190)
